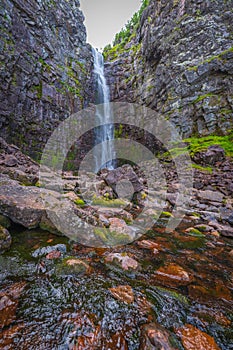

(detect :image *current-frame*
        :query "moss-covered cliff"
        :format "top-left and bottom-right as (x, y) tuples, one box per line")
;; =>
(0, 0), (94, 160)
(104, 0), (233, 137)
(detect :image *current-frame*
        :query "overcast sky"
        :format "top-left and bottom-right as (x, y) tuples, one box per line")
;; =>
(80, 0), (141, 49)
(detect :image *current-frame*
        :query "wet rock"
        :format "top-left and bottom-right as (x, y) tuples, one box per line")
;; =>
(0, 323), (25, 348)
(105, 253), (139, 271)
(137, 240), (161, 254)
(140, 322), (177, 350)
(32, 244), (66, 258)
(0, 282), (26, 328)
(0, 214), (11, 228)
(154, 263), (192, 286)
(104, 332), (128, 349)
(63, 311), (101, 349)
(45, 250), (61, 260)
(176, 324), (220, 350)
(0, 225), (11, 253)
(58, 258), (91, 275)
(109, 285), (134, 304)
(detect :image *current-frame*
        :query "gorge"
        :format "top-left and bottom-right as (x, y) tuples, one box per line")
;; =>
(0, 0), (233, 349)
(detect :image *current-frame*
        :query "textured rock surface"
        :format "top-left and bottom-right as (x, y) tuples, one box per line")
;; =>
(0, 224), (11, 253)
(0, 137), (39, 185)
(0, 0), (94, 159)
(105, 0), (233, 137)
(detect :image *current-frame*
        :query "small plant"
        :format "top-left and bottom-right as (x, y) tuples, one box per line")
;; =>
(74, 199), (85, 206)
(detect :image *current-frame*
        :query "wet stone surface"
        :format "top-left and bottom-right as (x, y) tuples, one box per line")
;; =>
(0, 224), (232, 349)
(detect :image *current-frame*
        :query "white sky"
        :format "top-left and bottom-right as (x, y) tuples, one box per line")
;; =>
(80, 0), (141, 49)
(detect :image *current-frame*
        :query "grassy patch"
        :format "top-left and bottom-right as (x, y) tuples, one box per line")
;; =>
(184, 130), (233, 157)
(191, 164), (213, 173)
(92, 197), (127, 208)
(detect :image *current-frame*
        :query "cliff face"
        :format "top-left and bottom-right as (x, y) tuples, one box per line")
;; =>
(0, 0), (94, 159)
(105, 0), (233, 137)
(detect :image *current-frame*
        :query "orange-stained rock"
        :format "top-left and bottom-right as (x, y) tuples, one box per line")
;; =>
(109, 285), (134, 304)
(104, 332), (128, 349)
(136, 295), (153, 316)
(137, 240), (161, 254)
(0, 323), (25, 347)
(154, 263), (192, 286)
(140, 322), (177, 349)
(195, 310), (231, 327)
(188, 285), (211, 301)
(46, 250), (61, 260)
(214, 280), (232, 301)
(177, 324), (220, 350)
(0, 282), (26, 328)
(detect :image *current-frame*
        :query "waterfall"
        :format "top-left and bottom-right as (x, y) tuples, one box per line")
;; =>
(92, 48), (115, 172)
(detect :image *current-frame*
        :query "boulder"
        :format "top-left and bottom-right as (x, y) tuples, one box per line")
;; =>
(109, 285), (134, 304)
(176, 324), (220, 350)
(193, 146), (225, 166)
(103, 165), (144, 195)
(0, 138), (39, 185)
(197, 190), (224, 203)
(0, 175), (68, 232)
(140, 323), (177, 350)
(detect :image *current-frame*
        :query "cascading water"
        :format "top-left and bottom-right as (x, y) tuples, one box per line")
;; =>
(92, 48), (115, 172)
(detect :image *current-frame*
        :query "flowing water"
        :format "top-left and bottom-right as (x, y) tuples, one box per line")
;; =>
(92, 48), (115, 172)
(0, 219), (232, 349)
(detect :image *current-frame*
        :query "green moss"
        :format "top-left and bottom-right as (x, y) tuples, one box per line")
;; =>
(187, 228), (205, 237)
(191, 164), (213, 173)
(188, 46), (233, 70)
(74, 199), (85, 206)
(191, 93), (215, 104)
(161, 211), (174, 218)
(92, 197), (127, 208)
(94, 228), (131, 246)
(184, 130), (233, 157)
(155, 286), (190, 305)
(31, 81), (43, 99)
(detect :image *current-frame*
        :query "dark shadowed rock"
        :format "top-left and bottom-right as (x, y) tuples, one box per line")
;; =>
(0, 0), (94, 159)
(193, 146), (226, 166)
(0, 225), (11, 253)
(140, 323), (177, 350)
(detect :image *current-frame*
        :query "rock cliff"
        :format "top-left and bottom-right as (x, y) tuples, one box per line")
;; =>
(0, 0), (94, 160)
(105, 0), (233, 137)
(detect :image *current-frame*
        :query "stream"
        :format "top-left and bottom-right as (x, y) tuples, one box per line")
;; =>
(0, 218), (232, 349)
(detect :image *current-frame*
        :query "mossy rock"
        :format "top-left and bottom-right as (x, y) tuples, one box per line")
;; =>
(73, 198), (85, 206)
(56, 257), (90, 275)
(0, 225), (12, 253)
(0, 214), (11, 228)
(94, 228), (131, 247)
(92, 197), (127, 208)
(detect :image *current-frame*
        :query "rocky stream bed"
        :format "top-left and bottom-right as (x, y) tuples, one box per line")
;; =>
(0, 138), (232, 349)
